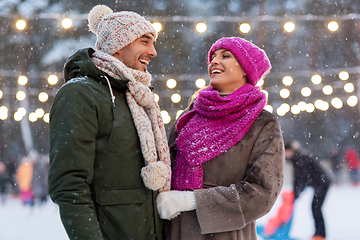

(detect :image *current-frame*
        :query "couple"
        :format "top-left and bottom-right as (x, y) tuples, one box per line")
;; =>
(48, 5), (285, 240)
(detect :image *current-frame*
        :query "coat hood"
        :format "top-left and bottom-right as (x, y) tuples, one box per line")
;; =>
(63, 48), (128, 90)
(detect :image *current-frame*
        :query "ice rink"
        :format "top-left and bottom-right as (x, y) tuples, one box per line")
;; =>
(0, 184), (359, 240)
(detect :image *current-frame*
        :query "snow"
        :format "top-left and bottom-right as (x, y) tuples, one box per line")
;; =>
(0, 184), (359, 240)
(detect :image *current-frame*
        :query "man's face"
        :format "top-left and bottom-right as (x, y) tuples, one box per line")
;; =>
(112, 33), (157, 72)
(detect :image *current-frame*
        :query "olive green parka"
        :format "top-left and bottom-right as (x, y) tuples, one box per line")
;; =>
(48, 48), (163, 240)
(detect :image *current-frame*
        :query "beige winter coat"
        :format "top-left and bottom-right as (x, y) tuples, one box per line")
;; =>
(167, 110), (285, 240)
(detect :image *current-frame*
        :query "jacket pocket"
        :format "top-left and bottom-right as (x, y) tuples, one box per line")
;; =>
(95, 188), (150, 206)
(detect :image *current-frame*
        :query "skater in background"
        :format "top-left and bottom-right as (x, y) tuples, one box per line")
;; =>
(16, 151), (37, 206)
(285, 140), (331, 240)
(343, 146), (360, 186)
(329, 146), (342, 184)
(32, 154), (50, 204)
(0, 161), (6, 203)
(157, 37), (285, 240)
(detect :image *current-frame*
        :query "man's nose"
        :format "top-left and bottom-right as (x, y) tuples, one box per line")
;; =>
(149, 44), (157, 57)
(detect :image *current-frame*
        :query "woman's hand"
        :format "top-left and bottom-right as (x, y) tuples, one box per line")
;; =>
(156, 190), (196, 219)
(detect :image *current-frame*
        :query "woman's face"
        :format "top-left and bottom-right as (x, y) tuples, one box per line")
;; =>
(208, 49), (247, 94)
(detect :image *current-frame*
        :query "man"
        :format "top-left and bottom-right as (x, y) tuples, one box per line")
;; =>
(48, 5), (171, 240)
(285, 140), (330, 240)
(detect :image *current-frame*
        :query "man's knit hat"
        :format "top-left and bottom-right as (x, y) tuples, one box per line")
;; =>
(208, 37), (271, 86)
(88, 5), (157, 55)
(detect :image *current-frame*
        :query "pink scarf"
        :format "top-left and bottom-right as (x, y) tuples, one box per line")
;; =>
(171, 83), (266, 190)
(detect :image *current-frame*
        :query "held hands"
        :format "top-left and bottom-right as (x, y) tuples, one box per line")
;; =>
(156, 190), (196, 219)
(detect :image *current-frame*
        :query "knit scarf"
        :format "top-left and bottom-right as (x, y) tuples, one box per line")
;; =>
(91, 50), (170, 192)
(172, 83), (266, 190)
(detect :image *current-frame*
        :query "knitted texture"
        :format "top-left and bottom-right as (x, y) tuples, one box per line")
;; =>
(208, 37), (271, 86)
(91, 51), (171, 192)
(88, 5), (157, 55)
(171, 84), (266, 190)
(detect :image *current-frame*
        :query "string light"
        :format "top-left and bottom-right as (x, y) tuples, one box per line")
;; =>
(15, 19), (26, 30)
(152, 22), (162, 32)
(284, 21), (295, 32)
(61, 18), (72, 29)
(311, 74), (322, 85)
(239, 23), (251, 33)
(166, 78), (177, 89)
(48, 74), (59, 85)
(196, 22), (207, 33)
(171, 93), (181, 103)
(327, 21), (339, 32)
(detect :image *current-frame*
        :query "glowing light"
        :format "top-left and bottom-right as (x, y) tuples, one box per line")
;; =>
(38, 92), (49, 102)
(0, 106), (8, 120)
(43, 113), (50, 123)
(176, 110), (184, 119)
(154, 93), (159, 102)
(327, 21), (339, 32)
(14, 112), (23, 121)
(239, 23), (251, 33)
(48, 74), (59, 85)
(16, 91), (26, 101)
(166, 78), (177, 89)
(315, 99), (329, 111)
(311, 74), (322, 85)
(152, 22), (162, 32)
(282, 76), (293, 86)
(339, 71), (349, 81)
(298, 101), (307, 111)
(284, 22), (295, 32)
(276, 107), (286, 116)
(18, 76), (28, 85)
(344, 83), (354, 93)
(331, 97), (343, 109)
(195, 78), (206, 88)
(196, 22), (207, 33)
(264, 105), (273, 113)
(305, 103), (315, 113)
(279, 88), (290, 98)
(62, 18), (72, 29)
(277, 103), (290, 116)
(16, 19), (26, 30)
(29, 112), (38, 122)
(257, 78), (264, 87)
(17, 107), (27, 117)
(301, 87), (311, 97)
(171, 93), (181, 103)
(262, 90), (269, 98)
(160, 110), (171, 124)
(0, 90), (3, 99)
(322, 85), (333, 95)
(291, 105), (300, 114)
(35, 108), (45, 118)
(347, 95), (358, 107)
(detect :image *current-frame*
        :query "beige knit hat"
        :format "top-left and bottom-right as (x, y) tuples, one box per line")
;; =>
(88, 5), (157, 55)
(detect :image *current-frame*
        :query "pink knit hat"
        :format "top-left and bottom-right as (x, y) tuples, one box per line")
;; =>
(88, 5), (157, 55)
(208, 37), (271, 86)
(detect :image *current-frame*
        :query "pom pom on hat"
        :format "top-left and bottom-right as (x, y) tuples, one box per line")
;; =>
(208, 37), (271, 86)
(87, 4), (157, 55)
(88, 5), (113, 34)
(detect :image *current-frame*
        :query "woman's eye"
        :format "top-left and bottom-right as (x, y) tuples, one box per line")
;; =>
(223, 54), (230, 58)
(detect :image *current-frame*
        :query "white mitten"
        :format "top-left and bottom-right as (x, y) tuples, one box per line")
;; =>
(156, 191), (196, 219)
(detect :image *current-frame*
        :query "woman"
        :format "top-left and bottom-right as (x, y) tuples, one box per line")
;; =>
(157, 37), (285, 240)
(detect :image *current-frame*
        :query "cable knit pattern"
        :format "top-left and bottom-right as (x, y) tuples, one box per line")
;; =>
(172, 84), (266, 190)
(91, 50), (171, 192)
